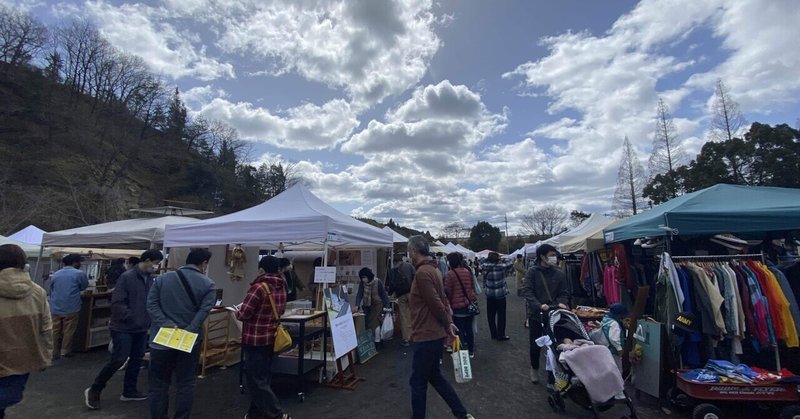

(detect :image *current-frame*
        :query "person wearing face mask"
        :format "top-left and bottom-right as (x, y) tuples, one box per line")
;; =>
(145, 248), (216, 419)
(522, 244), (569, 385)
(49, 253), (89, 360)
(85, 249), (163, 410)
(355, 267), (391, 338)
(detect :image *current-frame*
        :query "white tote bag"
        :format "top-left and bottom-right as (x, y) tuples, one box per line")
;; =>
(451, 336), (473, 383)
(380, 313), (394, 340)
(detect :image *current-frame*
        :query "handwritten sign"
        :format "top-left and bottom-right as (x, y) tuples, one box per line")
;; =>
(314, 266), (337, 284)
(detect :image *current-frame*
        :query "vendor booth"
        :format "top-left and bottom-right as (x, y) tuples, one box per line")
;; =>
(164, 184), (394, 398)
(599, 184), (800, 414)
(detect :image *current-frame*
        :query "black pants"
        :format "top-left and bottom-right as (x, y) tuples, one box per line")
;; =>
(410, 339), (468, 419)
(148, 346), (200, 419)
(91, 331), (147, 395)
(243, 345), (283, 419)
(452, 315), (475, 353)
(486, 298), (507, 339)
(529, 314), (544, 369)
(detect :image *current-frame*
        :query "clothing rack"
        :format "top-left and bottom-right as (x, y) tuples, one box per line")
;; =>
(669, 253), (764, 262)
(668, 252), (780, 370)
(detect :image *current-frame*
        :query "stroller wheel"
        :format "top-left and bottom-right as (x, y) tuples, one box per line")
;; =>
(547, 395), (557, 412)
(692, 403), (723, 419)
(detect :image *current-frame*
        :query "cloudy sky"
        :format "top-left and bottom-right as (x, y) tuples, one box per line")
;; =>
(10, 0), (800, 234)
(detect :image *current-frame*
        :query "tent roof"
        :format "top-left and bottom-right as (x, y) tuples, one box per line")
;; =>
(0, 234), (51, 258)
(383, 227), (408, 243)
(164, 184), (392, 249)
(604, 184), (800, 243)
(551, 214), (618, 253)
(42, 216), (198, 249)
(8, 225), (46, 246)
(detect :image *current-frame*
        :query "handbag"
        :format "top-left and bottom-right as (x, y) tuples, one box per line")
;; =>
(454, 270), (480, 315)
(261, 282), (293, 353)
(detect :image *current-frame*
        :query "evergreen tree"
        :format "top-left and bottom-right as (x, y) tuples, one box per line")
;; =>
(647, 98), (686, 200)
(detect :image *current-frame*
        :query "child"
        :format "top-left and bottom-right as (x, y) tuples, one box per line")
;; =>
(601, 303), (629, 372)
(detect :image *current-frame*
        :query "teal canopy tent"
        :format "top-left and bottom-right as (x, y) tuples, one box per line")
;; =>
(604, 184), (800, 243)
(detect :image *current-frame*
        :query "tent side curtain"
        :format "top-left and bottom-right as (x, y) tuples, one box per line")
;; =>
(604, 184), (800, 243)
(42, 216), (198, 249)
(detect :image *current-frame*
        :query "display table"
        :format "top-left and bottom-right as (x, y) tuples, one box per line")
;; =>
(239, 310), (328, 402)
(75, 291), (113, 352)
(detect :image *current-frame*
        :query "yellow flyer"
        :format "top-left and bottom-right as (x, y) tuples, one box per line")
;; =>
(154, 327), (198, 353)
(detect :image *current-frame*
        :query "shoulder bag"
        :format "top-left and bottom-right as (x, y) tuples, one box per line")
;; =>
(175, 269), (199, 309)
(261, 282), (293, 352)
(454, 270), (480, 316)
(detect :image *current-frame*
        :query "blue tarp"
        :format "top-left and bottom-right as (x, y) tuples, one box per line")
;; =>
(604, 184), (800, 243)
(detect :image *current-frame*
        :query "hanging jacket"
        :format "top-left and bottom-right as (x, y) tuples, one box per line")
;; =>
(770, 266), (800, 344)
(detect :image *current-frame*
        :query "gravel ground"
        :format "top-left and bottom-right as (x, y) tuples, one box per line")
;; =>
(8, 278), (685, 419)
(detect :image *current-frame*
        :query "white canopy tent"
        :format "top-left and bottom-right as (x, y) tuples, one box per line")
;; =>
(0, 234), (51, 258)
(383, 227), (408, 243)
(8, 225), (46, 245)
(164, 184), (392, 249)
(557, 216), (621, 254)
(42, 216), (198, 249)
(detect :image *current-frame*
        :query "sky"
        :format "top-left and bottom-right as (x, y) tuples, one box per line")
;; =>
(8, 0), (800, 235)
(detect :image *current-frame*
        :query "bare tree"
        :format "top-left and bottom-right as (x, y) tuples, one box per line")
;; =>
(612, 136), (647, 217)
(648, 98), (686, 199)
(520, 204), (569, 237)
(0, 6), (48, 68)
(709, 79), (746, 143)
(441, 222), (469, 241)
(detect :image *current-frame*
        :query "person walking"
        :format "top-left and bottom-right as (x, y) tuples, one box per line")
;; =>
(146, 249), (216, 419)
(49, 254), (88, 359)
(406, 236), (474, 419)
(236, 256), (292, 419)
(0, 244), (53, 418)
(480, 252), (512, 341)
(522, 244), (569, 384)
(388, 256), (415, 346)
(513, 255), (526, 296)
(443, 252), (477, 358)
(355, 267), (391, 341)
(84, 250), (164, 410)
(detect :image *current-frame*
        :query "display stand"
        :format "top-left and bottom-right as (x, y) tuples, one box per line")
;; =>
(199, 308), (236, 378)
(321, 349), (365, 391)
(75, 291), (113, 352)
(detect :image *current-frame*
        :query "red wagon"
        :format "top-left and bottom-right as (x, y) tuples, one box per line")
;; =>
(675, 370), (800, 419)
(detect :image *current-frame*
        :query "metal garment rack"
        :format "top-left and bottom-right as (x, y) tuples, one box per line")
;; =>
(669, 252), (781, 369)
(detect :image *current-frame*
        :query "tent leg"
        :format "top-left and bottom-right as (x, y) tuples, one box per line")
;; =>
(33, 246), (45, 286)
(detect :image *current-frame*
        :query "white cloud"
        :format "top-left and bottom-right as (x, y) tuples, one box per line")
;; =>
(215, 0), (441, 107)
(82, 1), (235, 81)
(195, 97), (359, 150)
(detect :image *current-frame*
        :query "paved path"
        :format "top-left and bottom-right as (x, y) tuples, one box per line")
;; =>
(9, 278), (682, 419)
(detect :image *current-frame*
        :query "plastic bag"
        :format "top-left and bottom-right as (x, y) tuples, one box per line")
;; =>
(451, 336), (473, 383)
(381, 313), (394, 340)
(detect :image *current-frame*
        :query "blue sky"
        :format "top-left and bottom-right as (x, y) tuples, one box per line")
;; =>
(9, 0), (800, 234)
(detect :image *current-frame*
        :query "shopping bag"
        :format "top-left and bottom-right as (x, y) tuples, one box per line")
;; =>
(451, 336), (473, 383)
(381, 313), (394, 340)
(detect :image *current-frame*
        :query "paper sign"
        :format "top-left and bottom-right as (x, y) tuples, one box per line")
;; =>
(154, 327), (198, 353)
(324, 286), (358, 359)
(314, 266), (337, 283)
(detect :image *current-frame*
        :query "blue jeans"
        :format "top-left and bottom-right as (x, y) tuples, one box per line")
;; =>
(410, 338), (468, 419)
(242, 345), (283, 419)
(0, 373), (29, 418)
(148, 346), (200, 419)
(91, 331), (147, 395)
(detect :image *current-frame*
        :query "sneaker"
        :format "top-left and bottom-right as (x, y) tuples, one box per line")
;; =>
(497, 336), (510, 341)
(120, 392), (147, 401)
(84, 387), (100, 410)
(469, 352), (474, 359)
(524, 319), (529, 328)
(466, 414), (476, 419)
(530, 368), (539, 383)
(401, 340), (410, 347)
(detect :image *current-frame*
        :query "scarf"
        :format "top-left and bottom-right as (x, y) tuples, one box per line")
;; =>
(362, 278), (374, 307)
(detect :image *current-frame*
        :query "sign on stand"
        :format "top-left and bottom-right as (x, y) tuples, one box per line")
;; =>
(323, 285), (358, 359)
(314, 266), (337, 284)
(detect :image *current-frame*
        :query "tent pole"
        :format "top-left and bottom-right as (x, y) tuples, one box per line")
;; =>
(33, 245), (45, 286)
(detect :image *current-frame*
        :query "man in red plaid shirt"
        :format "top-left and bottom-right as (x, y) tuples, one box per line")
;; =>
(236, 256), (292, 419)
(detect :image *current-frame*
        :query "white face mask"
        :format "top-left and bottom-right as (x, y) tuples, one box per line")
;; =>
(547, 256), (558, 265)
(23, 263), (31, 272)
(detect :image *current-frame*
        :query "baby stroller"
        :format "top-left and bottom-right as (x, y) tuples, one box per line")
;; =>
(541, 308), (638, 419)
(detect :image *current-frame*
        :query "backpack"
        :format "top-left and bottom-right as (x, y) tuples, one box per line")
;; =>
(390, 266), (412, 296)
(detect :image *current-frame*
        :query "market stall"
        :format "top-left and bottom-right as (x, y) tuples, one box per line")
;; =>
(599, 184), (800, 410)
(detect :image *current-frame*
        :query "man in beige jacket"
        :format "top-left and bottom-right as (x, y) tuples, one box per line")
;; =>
(0, 244), (53, 417)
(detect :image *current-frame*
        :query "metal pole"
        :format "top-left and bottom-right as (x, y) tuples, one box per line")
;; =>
(33, 245), (45, 286)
